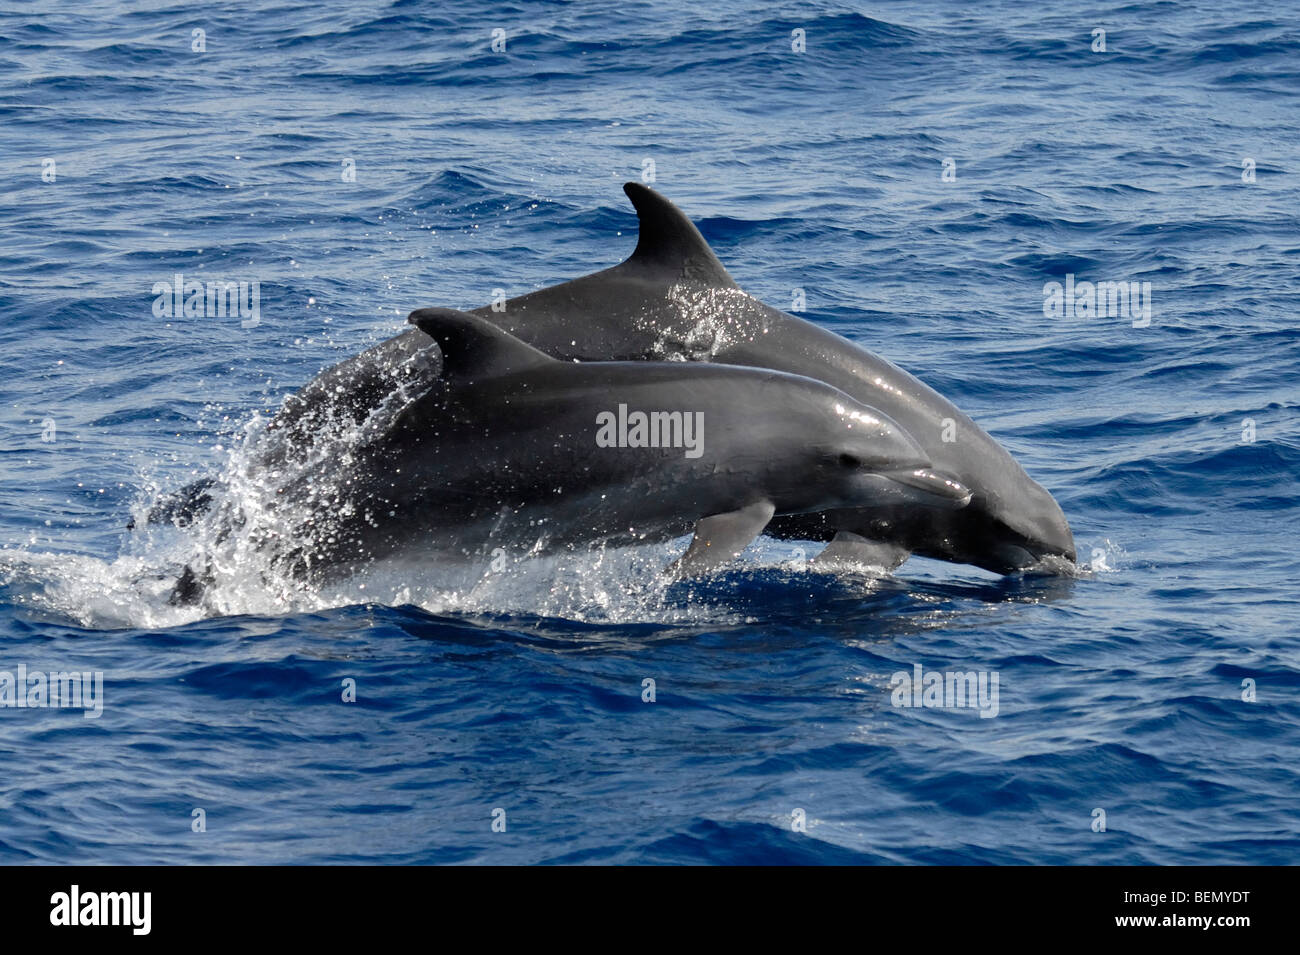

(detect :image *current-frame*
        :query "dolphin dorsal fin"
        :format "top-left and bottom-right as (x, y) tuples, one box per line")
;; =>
(622, 183), (738, 287)
(407, 308), (554, 379)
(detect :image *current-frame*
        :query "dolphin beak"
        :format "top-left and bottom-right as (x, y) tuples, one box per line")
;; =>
(1039, 499), (1075, 562)
(881, 468), (973, 508)
(1021, 492), (1076, 565)
(982, 481), (1076, 573)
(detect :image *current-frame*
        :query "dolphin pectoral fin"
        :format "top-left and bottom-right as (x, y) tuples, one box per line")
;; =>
(667, 500), (777, 577)
(810, 532), (910, 571)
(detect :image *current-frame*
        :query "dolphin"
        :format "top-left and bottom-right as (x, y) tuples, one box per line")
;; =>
(241, 185), (1073, 574)
(215, 307), (970, 584)
(148, 185), (1072, 574)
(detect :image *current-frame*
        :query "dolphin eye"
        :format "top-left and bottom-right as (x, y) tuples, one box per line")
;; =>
(838, 452), (863, 469)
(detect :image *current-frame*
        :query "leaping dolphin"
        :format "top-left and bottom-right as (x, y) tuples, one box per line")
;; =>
(192, 307), (970, 587)
(254, 184), (1073, 575)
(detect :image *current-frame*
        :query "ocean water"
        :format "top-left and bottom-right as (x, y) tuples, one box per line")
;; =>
(1, 0), (1298, 864)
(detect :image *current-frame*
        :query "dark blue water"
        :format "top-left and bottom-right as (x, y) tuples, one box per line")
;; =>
(1, 0), (1298, 864)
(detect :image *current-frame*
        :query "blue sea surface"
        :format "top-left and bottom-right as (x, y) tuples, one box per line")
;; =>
(1, 0), (1298, 864)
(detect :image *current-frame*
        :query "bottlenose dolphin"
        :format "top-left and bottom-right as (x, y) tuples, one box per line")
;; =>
(227, 307), (970, 583)
(252, 185), (1073, 574)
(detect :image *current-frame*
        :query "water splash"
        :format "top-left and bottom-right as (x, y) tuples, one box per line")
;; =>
(1, 332), (899, 631)
(645, 283), (770, 360)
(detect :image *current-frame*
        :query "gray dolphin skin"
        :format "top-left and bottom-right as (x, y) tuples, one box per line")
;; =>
(259, 307), (969, 581)
(267, 184), (1073, 574)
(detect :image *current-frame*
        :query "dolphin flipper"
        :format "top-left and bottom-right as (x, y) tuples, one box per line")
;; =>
(668, 500), (777, 577)
(811, 531), (910, 571)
